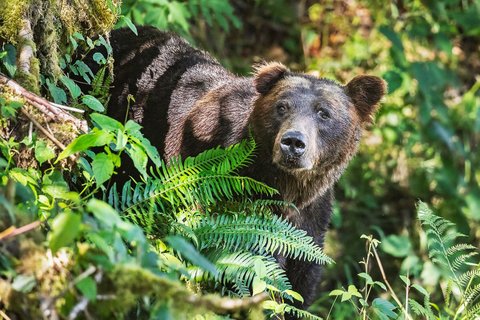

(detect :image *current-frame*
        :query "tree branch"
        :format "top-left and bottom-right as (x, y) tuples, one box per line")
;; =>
(0, 73), (88, 133)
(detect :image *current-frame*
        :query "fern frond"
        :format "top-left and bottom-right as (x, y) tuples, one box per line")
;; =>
(458, 269), (480, 288)
(464, 301), (480, 320)
(158, 136), (256, 184)
(453, 253), (479, 271)
(193, 214), (333, 265)
(408, 299), (435, 320)
(418, 202), (467, 283)
(465, 283), (480, 305)
(118, 137), (277, 220)
(284, 304), (324, 320)
(446, 244), (476, 256)
(192, 250), (291, 297)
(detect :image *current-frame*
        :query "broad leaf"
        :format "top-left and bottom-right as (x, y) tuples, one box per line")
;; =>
(92, 152), (114, 185)
(48, 212), (82, 253)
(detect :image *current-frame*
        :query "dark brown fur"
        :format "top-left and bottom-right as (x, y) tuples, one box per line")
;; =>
(88, 26), (386, 310)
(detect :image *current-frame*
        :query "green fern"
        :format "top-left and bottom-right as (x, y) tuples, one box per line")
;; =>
(408, 299), (436, 320)
(284, 304), (324, 320)
(417, 201), (480, 319)
(192, 250), (291, 297)
(193, 214), (333, 265)
(117, 136), (277, 221)
(418, 202), (477, 284)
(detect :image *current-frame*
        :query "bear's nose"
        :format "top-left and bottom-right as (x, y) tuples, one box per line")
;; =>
(280, 131), (306, 157)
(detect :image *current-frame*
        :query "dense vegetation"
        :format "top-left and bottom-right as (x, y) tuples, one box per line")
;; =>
(1, 0), (479, 319)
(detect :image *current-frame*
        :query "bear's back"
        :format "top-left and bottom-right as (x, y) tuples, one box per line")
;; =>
(108, 27), (243, 158)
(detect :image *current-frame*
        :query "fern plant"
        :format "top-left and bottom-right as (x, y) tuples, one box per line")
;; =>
(109, 137), (333, 319)
(417, 201), (480, 320)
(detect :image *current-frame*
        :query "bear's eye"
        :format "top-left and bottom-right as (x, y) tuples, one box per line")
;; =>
(276, 102), (288, 115)
(318, 108), (331, 120)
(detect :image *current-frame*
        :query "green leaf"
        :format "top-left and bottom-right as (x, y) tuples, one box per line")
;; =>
(46, 78), (67, 104)
(76, 276), (97, 301)
(374, 281), (387, 291)
(48, 212), (82, 253)
(116, 129), (128, 150)
(92, 52), (106, 64)
(60, 75), (82, 99)
(411, 283), (429, 296)
(57, 129), (113, 161)
(92, 152), (114, 185)
(42, 170), (71, 199)
(138, 136), (161, 167)
(383, 70), (403, 94)
(167, 1), (191, 32)
(35, 140), (56, 164)
(91, 113), (123, 131)
(1, 100), (23, 118)
(252, 277), (267, 296)
(347, 284), (362, 298)
(372, 298), (397, 320)
(358, 272), (374, 285)
(72, 32), (85, 41)
(253, 257), (267, 278)
(399, 275), (410, 286)
(380, 234), (411, 258)
(126, 143), (148, 177)
(284, 289), (304, 303)
(86, 199), (123, 228)
(82, 95), (105, 112)
(166, 235), (218, 277)
(119, 16), (138, 35)
(2, 44), (17, 77)
(74, 60), (94, 83)
(329, 289), (345, 296)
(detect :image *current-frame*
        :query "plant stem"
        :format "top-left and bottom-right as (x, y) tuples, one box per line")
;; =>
(371, 244), (414, 320)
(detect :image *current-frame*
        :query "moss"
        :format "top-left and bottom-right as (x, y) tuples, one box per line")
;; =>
(0, 0), (30, 44)
(1, 0), (120, 81)
(15, 63), (40, 94)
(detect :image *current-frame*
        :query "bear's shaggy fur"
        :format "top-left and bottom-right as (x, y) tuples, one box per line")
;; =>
(98, 26), (386, 307)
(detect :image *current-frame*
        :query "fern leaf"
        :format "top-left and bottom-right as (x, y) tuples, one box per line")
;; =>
(193, 214), (333, 265)
(464, 301), (480, 320)
(118, 137), (277, 220)
(283, 304), (324, 320)
(192, 250), (291, 297)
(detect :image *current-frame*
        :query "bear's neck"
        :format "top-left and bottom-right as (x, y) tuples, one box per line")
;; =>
(244, 150), (346, 209)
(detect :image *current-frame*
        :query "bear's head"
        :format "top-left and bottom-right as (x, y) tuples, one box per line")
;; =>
(250, 62), (386, 204)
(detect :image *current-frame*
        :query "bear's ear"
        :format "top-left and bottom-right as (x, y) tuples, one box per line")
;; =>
(345, 75), (387, 123)
(254, 62), (289, 94)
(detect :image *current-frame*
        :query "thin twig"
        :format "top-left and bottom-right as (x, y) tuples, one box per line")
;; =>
(371, 245), (414, 320)
(20, 108), (67, 151)
(405, 270), (409, 320)
(0, 309), (12, 320)
(50, 102), (85, 114)
(0, 221), (41, 240)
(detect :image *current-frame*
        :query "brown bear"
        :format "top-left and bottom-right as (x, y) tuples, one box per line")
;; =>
(96, 26), (386, 309)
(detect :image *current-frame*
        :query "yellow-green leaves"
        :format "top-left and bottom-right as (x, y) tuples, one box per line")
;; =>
(48, 211), (82, 253)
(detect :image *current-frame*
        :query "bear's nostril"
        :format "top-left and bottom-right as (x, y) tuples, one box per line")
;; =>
(280, 131), (306, 157)
(281, 138), (293, 146)
(295, 140), (306, 149)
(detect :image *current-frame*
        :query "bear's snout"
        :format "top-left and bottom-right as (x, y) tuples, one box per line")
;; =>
(275, 130), (315, 171)
(280, 131), (306, 158)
